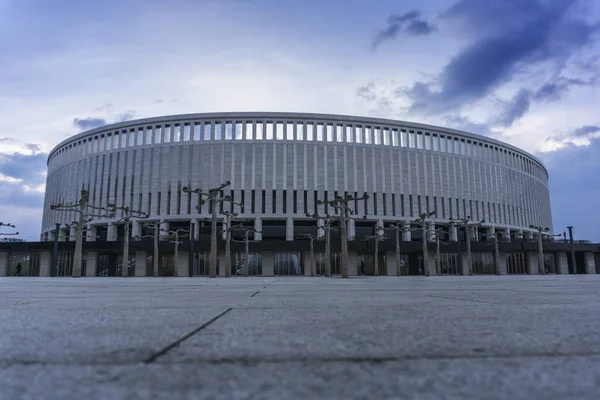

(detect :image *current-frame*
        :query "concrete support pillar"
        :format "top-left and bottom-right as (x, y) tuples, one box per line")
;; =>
(524, 231), (533, 241)
(107, 224), (118, 241)
(377, 219), (384, 236)
(41, 232), (48, 242)
(498, 252), (507, 275)
(460, 253), (469, 276)
(504, 228), (511, 242)
(402, 223), (411, 241)
(48, 230), (56, 242)
(472, 226), (479, 242)
(348, 251), (358, 276)
(194, 219), (201, 240)
(39, 250), (52, 277)
(159, 221), (169, 240)
(254, 218), (262, 241)
(486, 227), (494, 242)
(386, 251), (396, 276)
(348, 218), (356, 241)
(86, 251), (98, 277)
(449, 225), (458, 242)
(69, 225), (77, 241)
(286, 217), (294, 241)
(556, 252), (568, 275)
(59, 228), (68, 242)
(584, 252), (596, 274)
(135, 251), (147, 276)
(86, 225), (97, 242)
(262, 251), (274, 276)
(527, 252), (539, 275)
(516, 230), (524, 241)
(427, 222), (435, 242)
(0, 251), (8, 276)
(428, 251), (437, 275)
(177, 250), (188, 277)
(131, 220), (141, 240)
(316, 218), (324, 238)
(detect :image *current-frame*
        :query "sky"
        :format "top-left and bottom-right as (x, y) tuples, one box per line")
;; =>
(0, 0), (599, 242)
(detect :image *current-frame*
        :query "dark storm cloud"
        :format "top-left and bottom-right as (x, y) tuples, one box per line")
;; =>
(73, 117), (107, 131)
(372, 10), (436, 49)
(403, 0), (599, 116)
(538, 136), (600, 241)
(571, 125), (600, 137)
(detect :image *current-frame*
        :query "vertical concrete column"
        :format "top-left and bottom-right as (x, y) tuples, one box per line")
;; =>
(498, 252), (507, 275)
(524, 231), (533, 241)
(386, 251), (396, 276)
(86, 251), (98, 277)
(449, 225), (458, 242)
(286, 217), (294, 241)
(527, 252), (539, 275)
(428, 251), (437, 275)
(556, 252), (569, 275)
(486, 227), (495, 242)
(48, 230), (56, 242)
(178, 251), (188, 277)
(41, 232), (48, 242)
(316, 218), (325, 238)
(402, 223), (411, 241)
(39, 250), (52, 277)
(135, 251), (147, 276)
(348, 251), (358, 276)
(59, 228), (68, 242)
(348, 218), (356, 241)
(194, 219), (201, 240)
(131, 220), (141, 240)
(254, 218), (262, 241)
(159, 221), (169, 240)
(262, 251), (274, 276)
(377, 219), (384, 236)
(584, 252), (596, 274)
(86, 225), (97, 242)
(427, 222), (435, 242)
(69, 225), (77, 241)
(107, 224), (118, 241)
(504, 228), (511, 242)
(472, 227), (479, 242)
(0, 251), (8, 276)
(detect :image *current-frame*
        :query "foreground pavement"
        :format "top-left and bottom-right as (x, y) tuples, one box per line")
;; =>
(1, 276), (600, 400)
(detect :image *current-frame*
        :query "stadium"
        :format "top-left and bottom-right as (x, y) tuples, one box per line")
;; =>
(2, 113), (598, 276)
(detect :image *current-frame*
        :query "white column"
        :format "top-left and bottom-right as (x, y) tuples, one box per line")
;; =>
(317, 218), (325, 238)
(348, 218), (356, 241)
(107, 224), (118, 241)
(159, 221), (169, 240)
(427, 222), (435, 242)
(486, 226), (495, 241)
(377, 219), (384, 237)
(449, 225), (458, 241)
(39, 251), (52, 277)
(402, 222), (411, 241)
(527, 252), (538, 275)
(262, 251), (274, 276)
(135, 251), (147, 276)
(556, 252), (569, 275)
(86, 225), (97, 242)
(584, 252), (596, 274)
(59, 228), (68, 242)
(0, 251), (8, 276)
(194, 219), (201, 240)
(254, 217), (262, 241)
(69, 225), (77, 241)
(504, 228), (511, 242)
(178, 250), (188, 277)
(131, 220), (141, 240)
(86, 251), (98, 277)
(286, 217), (294, 241)
(348, 251), (358, 276)
(386, 251), (396, 276)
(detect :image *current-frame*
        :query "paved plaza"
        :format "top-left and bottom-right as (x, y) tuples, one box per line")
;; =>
(1, 276), (600, 399)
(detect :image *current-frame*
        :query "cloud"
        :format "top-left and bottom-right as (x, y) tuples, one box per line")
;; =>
(356, 83), (377, 101)
(0, 151), (47, 184)
(372, 10), (436, 49)
(73, 117), (107, 131)
(543, 124), (600, 150)
(539, 135), (600, 241)
(116, 110), (135, 122)
(403, 0), (599, 116)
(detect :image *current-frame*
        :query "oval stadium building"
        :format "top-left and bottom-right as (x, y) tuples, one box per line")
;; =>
(39, 112), (555, 276)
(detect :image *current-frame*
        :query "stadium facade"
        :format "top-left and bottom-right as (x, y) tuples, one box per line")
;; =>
(1, 113), (598, 277)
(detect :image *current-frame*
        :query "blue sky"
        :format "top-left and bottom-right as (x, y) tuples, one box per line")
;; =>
(1, 0), (599, 241)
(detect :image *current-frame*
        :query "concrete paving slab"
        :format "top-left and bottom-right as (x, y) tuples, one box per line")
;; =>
(1, 276), (600, 399)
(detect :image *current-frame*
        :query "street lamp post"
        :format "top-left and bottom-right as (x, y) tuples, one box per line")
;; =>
(567, 226), (577, 274)
(530, 225), (562, 275)
(450, 216), (485, 276)
(297, 233), (318, 276)
(230, 224), (261, 277)
(106, 203), (149, 277)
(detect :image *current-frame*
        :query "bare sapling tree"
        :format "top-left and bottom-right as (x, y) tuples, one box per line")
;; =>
(135, 221), (161, 277)
(297, 232), (319, 276)
(450, 216), (485, 276)
(230, 224), (262, 277)
(383, 223), (409, 276)
(107, 202), (149, 277)
(221, 210), (239, 277)
(161, 226), (190, 277)
(363, 226), (387, 276)
(306, 213), (338, 277)
(431, 223), (454, 276)
(182, 181), (240, 278)
(415, 212), (436, 277)
(529, 225), (561, 275)
(50, 189), (115, 277)
(315, 194), (369, 278)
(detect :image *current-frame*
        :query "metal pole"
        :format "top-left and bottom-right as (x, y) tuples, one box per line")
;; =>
(52, 223), (60, 277)
(567, 226), (576, 274)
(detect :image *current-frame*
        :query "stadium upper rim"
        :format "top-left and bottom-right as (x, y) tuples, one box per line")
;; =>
(48, 111), (548, 174)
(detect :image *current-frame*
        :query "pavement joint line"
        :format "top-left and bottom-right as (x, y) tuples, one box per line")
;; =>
(250, 291), (260, 297)
(142, 308), (233, 364)
(427, 295), (502, 305)
(4, 351), (600, 368)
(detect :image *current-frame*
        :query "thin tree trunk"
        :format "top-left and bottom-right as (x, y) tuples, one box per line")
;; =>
(209, 204), (218, 278)
(493, 235), (501, 275)
(537, 233), (546, 275)
(466, 225), (473, 276)
(374, 236), (379, 276)
(422, 222), (430, 276)
(72, 194), (87, 278)
(173, 231), (179, 277)
(341, 211), (349, 278)
(153, 224), (159, 277)
(396, 228), (402, 276)
(325, 226), (331, 277)
(225, 226), (231, 277)
(122, 220), (129, 277)
(310, 238), (315, 277)
(244, 234), (249, 277)
(435, 237), (441, 276)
